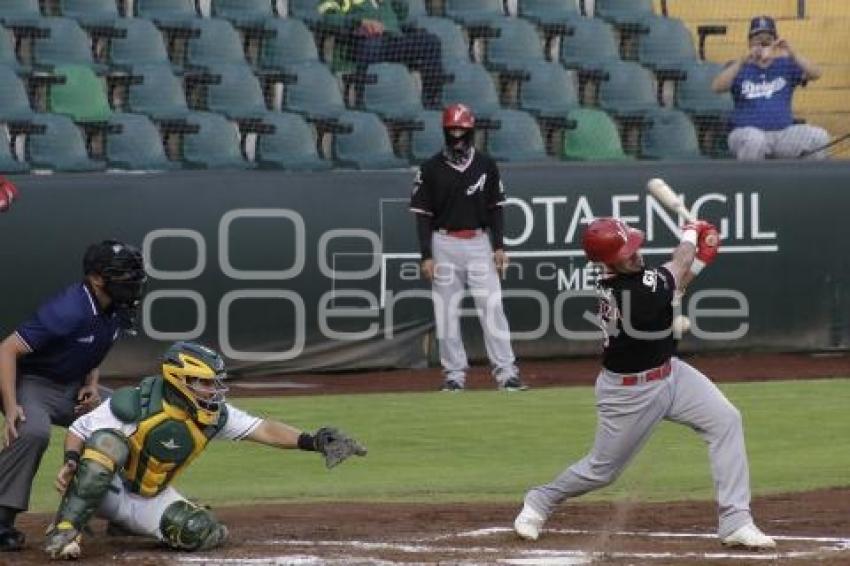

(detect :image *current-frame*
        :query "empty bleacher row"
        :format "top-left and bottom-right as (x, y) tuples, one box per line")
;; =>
(0, 0), (829, 172)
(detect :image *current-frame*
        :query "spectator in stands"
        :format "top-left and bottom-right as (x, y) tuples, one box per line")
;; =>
(712, 15), (829, 160)
(318, 0), (445, 107)
(0, 178), (19, 213)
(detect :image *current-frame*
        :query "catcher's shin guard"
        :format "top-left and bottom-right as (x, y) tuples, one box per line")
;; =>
(160, 500), (228, 551)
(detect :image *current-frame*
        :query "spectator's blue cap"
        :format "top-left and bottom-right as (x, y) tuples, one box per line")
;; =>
(749, 16), (777, 38)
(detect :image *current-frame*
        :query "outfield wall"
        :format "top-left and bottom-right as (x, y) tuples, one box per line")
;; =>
(1, 160), (847, 377)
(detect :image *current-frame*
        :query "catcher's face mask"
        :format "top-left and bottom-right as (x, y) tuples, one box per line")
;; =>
(161, 342), (229, 426)
(443, 127), (474, 164)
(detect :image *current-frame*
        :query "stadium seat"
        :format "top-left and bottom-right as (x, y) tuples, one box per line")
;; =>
(181, 112), (253, 169)
(288, 0), (321, 24)
(58, 0), (120, 25)
(107, 19), (171, 69)
(260, 19), (320, 69)
(0, 65), (35, 121)
(31, 18), (107, 72)
(412, 16), (469, 67)
(185, 19), (248, 68)
(0, 125), (29, 172)
(0, 26), (23, 72)
(445, 0), (505, 26)
(255, 112), (331, 171)
(637, 16), (698, 72)
(47, 64), (112, 122)
(484, 18), (545, 71)
(332, 110), (407, 169)
(363, 63), (423, 121)
(674, 62), (733, 119)
(518, 60), (579, 119)
(518, 0), (583, 26)
(487, 109), (549, 162)
(640, 108), (704, 160)
(594, 0), (655, 26)
(396, 0), (427, 24)
(596, 60), (659, 116)
(409, 109), (442, 163)
(26, 113), (105, 171)
(282, 62), (346, 119)
(125, 63), (190, 119)
(106, 112), (177, 170)
(559, 18), (619, 70)
(562, 107), (631, 161)
(211, 0), (276, 26)
(441, 62), (500, 118)
(202, 63), (269, 119)
(0, 0), (41, 24)
(134, 0), (198, 23)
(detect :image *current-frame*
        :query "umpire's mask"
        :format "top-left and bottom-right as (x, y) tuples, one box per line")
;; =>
(83, 240), (147, 332)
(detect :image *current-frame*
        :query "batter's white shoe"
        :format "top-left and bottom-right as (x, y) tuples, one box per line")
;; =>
(721, 522), (776, 550)
(514, 503), (545, 541)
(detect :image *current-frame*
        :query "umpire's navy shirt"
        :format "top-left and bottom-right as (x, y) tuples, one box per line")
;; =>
(14, 283), (121, 385)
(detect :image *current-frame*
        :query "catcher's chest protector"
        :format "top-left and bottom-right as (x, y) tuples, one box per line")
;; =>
(111, 377), (226, 497)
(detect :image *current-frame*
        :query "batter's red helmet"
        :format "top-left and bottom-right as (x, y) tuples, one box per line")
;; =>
(442, 103), (475, 129)
(582, 217), (645, 264)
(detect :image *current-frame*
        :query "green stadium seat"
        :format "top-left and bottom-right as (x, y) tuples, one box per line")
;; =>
(559, 18), (619, 70)
(47, 64), (112, 122)
(441, 61), (500, 118)
(412, 16), (469, 66)
(363, 63), (423, 121)
(445, 0), (505, 26)
(260, 19), (320, 69)
(596, 60), (659, 116)
(58, 0), (120, 25)
(32, 17), (107, 72)
(0, 26), (23, 72)
(203, 63), (269, 119)
(333, 110), (407, 169)
(288, 0), (321, 24)
(675, 62), (733, 119)
(282, 62), (346, 119)
(487, 109), (550, 162)
(181, 111), (253, 169)
(410, 109), (442, 163)
(562, 108), (630, 161)
(637, 16), (698, 72)
(640, 108), (705, 160)
(211, 0), (276, 26)
(255, 112), (331, 171)
(135, 0), (198, 24)
(0, 65), (35, 121)
(106, 112), (178, 170)
(0, 125), (29, 172)
(107, 19), (171, 69)
(518, 0), (583, 26)
(26, 113), (105, 171)
(485, 18), (545, 70)
(125, 63), (190, 119)
(518, 60), (579, 118)
(0, 0), (41, 24)
(185, 19), (248, 68)
(594, 0), (655, 26)
(396, 0), (427, 24)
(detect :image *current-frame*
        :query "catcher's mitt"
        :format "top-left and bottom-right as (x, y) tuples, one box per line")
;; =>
(315, 427), (367, 469)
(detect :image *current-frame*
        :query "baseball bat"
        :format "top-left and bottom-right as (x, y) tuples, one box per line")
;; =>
(646, 178), (696, 223)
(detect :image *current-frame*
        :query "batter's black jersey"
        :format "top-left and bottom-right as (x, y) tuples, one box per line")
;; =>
(409, 149), (506, 229)
(597, 266), (677, 373)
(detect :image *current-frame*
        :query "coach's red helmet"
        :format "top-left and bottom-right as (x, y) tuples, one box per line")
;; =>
(582, 217), (645, 265)
(442, 103), (475, 129)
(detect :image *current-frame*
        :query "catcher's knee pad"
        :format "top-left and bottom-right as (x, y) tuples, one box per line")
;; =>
(160, 500), (228, 551)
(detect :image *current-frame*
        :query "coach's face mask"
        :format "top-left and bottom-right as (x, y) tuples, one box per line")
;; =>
(444, 128), (474, 164)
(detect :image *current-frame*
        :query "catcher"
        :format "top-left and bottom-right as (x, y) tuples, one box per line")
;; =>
(43, 341), (367, 560)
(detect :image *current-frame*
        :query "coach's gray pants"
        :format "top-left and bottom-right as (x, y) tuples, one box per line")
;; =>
(431, 231), (518, 385)
(728, 124), (830, 160)
(0, 375), (82, 511)
(524, 358), (753, 538)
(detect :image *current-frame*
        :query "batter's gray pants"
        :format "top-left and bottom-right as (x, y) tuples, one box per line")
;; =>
(431, 231), (518, 385)
(728, 124), (830, 160)
(0, 375), (85, 511)
(524, 358), (753, 538)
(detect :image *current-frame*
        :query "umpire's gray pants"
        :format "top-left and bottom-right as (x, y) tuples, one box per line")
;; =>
(431, 231), (518, 385)
(0, 375), (82, 511)
(728, 124), (830, 160)
(524, 358), (754, 538)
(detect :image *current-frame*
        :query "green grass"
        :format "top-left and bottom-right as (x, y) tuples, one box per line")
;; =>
(29, 378), (850, 513)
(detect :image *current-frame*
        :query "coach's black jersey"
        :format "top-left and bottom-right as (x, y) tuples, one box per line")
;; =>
(409, 149), (505, 229)
(597, 266), (677, 373)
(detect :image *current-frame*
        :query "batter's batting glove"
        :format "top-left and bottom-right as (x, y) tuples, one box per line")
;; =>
(300, 427), (367, 469)
(692, 222), (720, 274)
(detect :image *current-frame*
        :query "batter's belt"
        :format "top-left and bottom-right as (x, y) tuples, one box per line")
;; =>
(616, 360), (672, 386)
(437, 228), (483, 239)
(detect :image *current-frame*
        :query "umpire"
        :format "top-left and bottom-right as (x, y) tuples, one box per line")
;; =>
(0, 239), (145, 551)
(410, 104), (526, 392)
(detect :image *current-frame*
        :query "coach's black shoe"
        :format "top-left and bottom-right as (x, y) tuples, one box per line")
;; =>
(440, 380), (464, 392)
(500, 377), (529, 391)
(0, 526), (25, 551)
